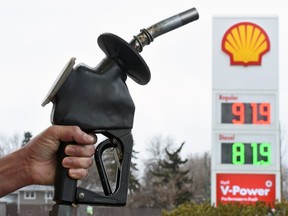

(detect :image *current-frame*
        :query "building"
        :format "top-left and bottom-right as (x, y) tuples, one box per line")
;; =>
(0, 185), (54, 216)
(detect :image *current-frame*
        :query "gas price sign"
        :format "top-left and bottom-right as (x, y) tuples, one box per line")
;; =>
(222, 102), (270, 125)
(214, 92), (277, 129)
(211, 16), (280, 206)
(213, 132), (279, 170)
(221, 142), (271, 165)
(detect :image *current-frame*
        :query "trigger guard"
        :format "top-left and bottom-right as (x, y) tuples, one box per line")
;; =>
(95, 138), (117, 156)
(94, 138), (120, 195)
(75, 130), (133, 206)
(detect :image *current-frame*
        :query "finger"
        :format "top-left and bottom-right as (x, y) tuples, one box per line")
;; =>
(77, 132), (97, 145)
(68, 168), (88, 179)
(65, 144), (95, 157)
(71, 128), (97, 144)
(52, 125), (97, 144)
(62, 157), (93, 169)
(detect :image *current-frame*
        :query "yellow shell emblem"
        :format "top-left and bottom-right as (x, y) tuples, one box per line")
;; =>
(222, 22), (270, 66)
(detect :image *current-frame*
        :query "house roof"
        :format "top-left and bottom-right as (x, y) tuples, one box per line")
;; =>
(18, 185), (54, 192)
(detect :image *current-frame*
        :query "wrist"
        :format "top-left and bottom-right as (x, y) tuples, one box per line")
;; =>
(0, 148), (31, 196)
(17, 146), (34, 186)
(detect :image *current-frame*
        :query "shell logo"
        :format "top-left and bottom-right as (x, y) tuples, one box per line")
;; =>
(222, 22), (270, 66)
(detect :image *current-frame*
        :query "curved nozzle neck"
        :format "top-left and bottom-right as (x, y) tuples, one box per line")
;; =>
(130, 7), (199, 52)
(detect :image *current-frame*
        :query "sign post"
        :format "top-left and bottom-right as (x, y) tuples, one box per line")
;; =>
(211, 17), (280, 206)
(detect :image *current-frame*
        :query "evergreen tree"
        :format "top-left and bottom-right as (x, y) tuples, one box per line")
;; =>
(129, 148), (140, 194)
(150, 142), (192, 209)
(22, 132), (32, 146)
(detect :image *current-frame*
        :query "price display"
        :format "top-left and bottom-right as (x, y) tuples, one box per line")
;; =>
(221, 102), (270, 124)
(221, 142), (271, 165)
(215, 92), (277, 128)
(214, 132), (278, 168)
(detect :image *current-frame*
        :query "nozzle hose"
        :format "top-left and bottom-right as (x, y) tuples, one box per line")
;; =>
(130, 7), (199, 52)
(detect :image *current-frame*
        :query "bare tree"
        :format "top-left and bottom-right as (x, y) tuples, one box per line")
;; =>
(184, 152), (211, 202)
(280, 124), (288, 199)
(0, 133), (21, 156)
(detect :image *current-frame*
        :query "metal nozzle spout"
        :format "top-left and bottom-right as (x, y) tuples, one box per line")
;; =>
(130, 7), (199, 52)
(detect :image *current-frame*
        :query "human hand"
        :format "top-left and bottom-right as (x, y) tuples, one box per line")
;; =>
(21, 125), (96, 185)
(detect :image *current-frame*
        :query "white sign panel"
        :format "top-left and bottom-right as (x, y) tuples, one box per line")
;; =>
(211, 16), (280, 206)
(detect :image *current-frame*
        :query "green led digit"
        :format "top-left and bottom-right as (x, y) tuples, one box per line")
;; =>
(251, 143), (258, 165)
(260, 142), (271, 165)
(232, 142), (245, 164)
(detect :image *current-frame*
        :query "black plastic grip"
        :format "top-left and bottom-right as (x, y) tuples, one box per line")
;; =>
(53, 141), (77, 204)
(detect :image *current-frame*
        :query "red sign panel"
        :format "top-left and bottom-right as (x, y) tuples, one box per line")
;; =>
(216, 173), (275, 206)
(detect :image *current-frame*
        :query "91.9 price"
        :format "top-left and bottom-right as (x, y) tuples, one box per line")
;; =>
(221, 102), (271, 125)
(221, 142), (271, 165)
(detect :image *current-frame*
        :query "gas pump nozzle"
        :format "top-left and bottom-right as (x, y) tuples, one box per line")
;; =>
(44, 7), (199, 216)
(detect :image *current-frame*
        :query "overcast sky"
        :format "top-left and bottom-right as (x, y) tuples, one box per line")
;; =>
(0, 0), (287, 159)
